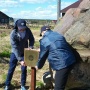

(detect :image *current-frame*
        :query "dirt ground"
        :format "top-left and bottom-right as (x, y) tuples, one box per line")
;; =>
(0, 57), (50, 90)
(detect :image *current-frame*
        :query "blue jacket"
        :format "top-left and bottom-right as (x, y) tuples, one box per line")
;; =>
(37, 30), (76, 70)
(10, 28), (35, 61)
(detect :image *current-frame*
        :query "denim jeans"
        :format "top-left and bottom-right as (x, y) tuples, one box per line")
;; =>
(5, 53), (27, 86)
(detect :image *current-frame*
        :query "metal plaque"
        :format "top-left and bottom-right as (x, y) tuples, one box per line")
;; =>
(24, 48), (39, 67)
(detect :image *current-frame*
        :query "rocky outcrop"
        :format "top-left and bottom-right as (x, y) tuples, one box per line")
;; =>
(79, 0), (90, 9)
(54, 8), (81, 34)
(64, 9), (90, 49)
(67, 49), (90, 89)
(54, 0), (90, 49)
(54, 0), (90, 89)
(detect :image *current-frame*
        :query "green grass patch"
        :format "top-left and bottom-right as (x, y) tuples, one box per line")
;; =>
(2, 74), (7, 82)
(34, 41), (40, 48)
(0, 33), (7, 37)
(36, 81), (44, 88)
(27, 68), (31, 72)
(0, 50), (10, 57)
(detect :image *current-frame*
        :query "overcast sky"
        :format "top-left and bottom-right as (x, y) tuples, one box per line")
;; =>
(0, 0), (77, 20)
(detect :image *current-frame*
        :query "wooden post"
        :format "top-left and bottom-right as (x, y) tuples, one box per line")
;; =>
(30, 67), (36, 90)
(24, 48), (39, 90)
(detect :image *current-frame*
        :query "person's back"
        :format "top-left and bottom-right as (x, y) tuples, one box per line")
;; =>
(42, 30), (76, 70)
(35, 26), (76, 90)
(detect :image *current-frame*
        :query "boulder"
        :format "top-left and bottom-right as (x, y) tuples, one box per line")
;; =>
(54, 0), (90, 49)
(53, 0), (90, 89)
(64, 9), (90, 49)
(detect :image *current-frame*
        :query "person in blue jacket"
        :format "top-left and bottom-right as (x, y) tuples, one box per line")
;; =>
(4, 19), (35, 90)
(35, 25), (76, 90)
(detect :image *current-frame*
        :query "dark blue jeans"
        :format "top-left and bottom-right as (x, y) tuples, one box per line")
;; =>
(54, 64), (74, 90)
(5, 53), (27, 86)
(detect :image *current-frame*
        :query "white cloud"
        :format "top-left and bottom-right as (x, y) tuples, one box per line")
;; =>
(0, 0), (18, 7)
(10, 3), (57, 19)
(47, 5), (57, 9)
(19, 0), (57, 4)
(36, 7), (43, 11)
(11, 9), (57, 20)
(20, 0), (48, 3)
(10, 1), (73, 19)
(1, 9), (8, 12)
(36, 5), (57, 11)
(0, 0), (75, 19)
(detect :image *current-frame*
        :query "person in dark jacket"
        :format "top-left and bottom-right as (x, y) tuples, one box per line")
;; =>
(35, 25), (76, 90)
(4, 19), (35, 90)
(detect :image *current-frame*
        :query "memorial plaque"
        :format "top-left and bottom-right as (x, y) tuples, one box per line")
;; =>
(24, 48), (39, 67)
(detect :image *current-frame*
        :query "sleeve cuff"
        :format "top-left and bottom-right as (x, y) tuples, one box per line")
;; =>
(29, 46), (34, 49)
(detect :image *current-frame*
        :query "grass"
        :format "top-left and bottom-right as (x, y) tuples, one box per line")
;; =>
(0, 51), (10, 58)
(36, 81), (44, 89)
(0, 33), (7, 37)
(1, 74), (7, 82)
(34, 41), (40, 49)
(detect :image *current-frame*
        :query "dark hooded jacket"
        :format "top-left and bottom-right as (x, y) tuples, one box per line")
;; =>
(10, 27), (35, 61)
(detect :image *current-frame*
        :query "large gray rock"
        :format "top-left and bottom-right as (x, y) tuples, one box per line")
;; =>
(66, 49), (90, 89)
(54, 0), (90, 49)
(64, 9), (90, 49)
(54, 0), (90, 89)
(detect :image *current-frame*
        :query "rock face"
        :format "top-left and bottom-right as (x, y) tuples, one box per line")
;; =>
(65, 9), (90, 49)
(54, 0), (90, 89)
(54, 0), (90, 49)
